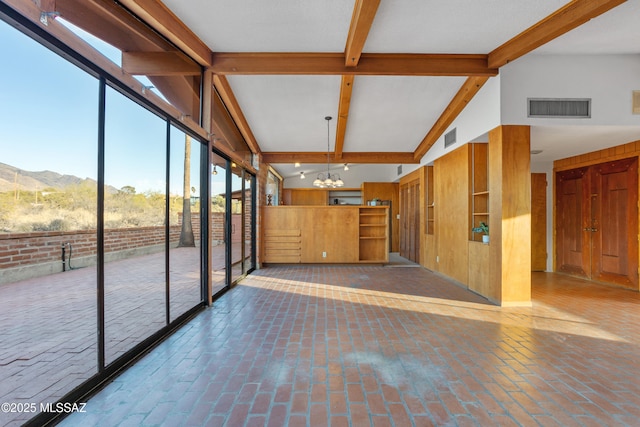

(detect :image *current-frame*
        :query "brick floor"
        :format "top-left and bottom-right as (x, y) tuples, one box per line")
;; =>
(50, 265), (640, 427)
(0, 245), (230, 427)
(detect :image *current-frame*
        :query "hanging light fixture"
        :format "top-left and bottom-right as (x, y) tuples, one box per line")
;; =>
(313, 116), (344, 188)
(300, 171), (305, 179)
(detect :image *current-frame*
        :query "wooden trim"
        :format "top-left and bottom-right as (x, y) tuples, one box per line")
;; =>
(122, 51), (201, 76)
(344, 0), (381, 67)
(211, 52), (498, 76)
(335, 75), (355, 160)
(413, 76), (489, 160)
(118, 0), (213, 66)
(213, 74), (261, 154)
(488, 0), (626, 69)
(262, 151), (419, 164)
(55, 0), (171, 52)
(202, 71), (213, 134)
(554, 140), (640, 171)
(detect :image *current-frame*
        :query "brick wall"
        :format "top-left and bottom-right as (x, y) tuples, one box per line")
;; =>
(0, 213), (228, 273)
(0, 226), (182, 271)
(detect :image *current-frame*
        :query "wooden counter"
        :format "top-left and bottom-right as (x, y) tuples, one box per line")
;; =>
(261, 205), (389, 264)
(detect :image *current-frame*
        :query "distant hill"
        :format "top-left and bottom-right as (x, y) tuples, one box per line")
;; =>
(0, 162), (117, 193)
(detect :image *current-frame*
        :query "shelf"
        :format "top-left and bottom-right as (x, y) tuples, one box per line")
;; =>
(358, 206), (388, 262)
(470, 143), (489, 243)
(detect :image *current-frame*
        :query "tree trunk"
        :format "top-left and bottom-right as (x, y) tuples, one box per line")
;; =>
(179, 134), (195, 247)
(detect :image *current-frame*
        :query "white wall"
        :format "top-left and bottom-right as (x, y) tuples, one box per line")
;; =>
(419, 75), (502, 166)
(501, 54), (640, 126)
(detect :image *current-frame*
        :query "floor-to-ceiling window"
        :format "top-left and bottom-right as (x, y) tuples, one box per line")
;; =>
(230, 166), (255, 283)
(211, 153), (228, 296)
(244, 173), (255, 274)
(0, 8), (208, 425)
(169, 128), (203, 321)
(0, 2), (260, 423)
(0, 18), (100, 426)
(103, 85), (168, 363)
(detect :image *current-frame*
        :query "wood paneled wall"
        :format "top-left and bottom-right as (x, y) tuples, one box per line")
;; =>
(489, 125), (531, 306)
(434, 144), (471, 285)
(399, 168), (426, 264)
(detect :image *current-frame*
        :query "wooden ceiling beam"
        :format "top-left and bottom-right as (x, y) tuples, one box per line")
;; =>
(211, 53), (497, 76)
(117, 0), (213, 66)
(334, 75), (355, 160)
(262, 152), (419, 164)
(488, 0), (626, 69)
(413, 76), (489, 161)
(122, 51), (201, 76)
(344, 0), (381, 67)
(55, 0), (169, 52)
(213, 74), (261, 154)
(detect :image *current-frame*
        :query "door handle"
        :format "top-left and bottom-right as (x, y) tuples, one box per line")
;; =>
(583, 227), (598, 232)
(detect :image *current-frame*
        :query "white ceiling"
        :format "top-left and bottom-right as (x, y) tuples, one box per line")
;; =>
(162, 0), (640, 180)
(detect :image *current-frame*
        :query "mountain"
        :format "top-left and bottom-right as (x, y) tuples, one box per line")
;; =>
(0, 162), (104, 193)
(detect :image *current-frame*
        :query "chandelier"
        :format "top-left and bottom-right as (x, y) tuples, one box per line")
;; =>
(313, 116), (344, 188)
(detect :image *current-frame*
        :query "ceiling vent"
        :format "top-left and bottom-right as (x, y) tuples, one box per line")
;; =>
(397, 165), (402, 176)
(528, 98), (591, 118)
(444, 128), (457, 148)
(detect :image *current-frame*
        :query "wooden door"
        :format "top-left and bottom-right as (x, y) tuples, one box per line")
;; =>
(591, 158), (638, 288)
(556, 158), (638, 288)
(531, 173), (547, 271)
(556, 167), (590, 276)
(400, 179), (420, 262)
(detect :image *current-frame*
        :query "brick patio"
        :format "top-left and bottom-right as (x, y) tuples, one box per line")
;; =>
(0, 245), (229, 426)
(44, 265), (640, 426)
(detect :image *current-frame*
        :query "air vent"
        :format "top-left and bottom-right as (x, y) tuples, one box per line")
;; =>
(397, 165), (402, 176)
(528, 98), (591, 118)
(444, 128), (457, 148)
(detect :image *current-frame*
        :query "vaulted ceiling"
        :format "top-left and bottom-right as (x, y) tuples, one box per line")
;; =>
(124, 0), (640, 179)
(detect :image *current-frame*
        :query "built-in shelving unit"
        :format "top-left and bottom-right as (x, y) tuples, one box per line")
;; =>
(328, 188), (361, 205)
(470, 143), (489, 242)
(426, 166), (435, 235)
(358, 207), (389, 262)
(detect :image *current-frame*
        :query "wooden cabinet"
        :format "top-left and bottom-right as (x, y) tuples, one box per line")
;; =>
(358, 207), (389, 262)
(261, 206), (388, 264)
(264, 229), (301, 263)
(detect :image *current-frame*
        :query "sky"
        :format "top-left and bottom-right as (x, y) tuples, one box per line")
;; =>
(0, 18), (222, 196)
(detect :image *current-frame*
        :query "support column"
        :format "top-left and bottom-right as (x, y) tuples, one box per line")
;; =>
(488, 125), (531, 306)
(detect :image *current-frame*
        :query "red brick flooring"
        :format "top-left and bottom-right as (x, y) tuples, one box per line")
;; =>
(49, 265), (640, 427)
(0, 246), (224, 427)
